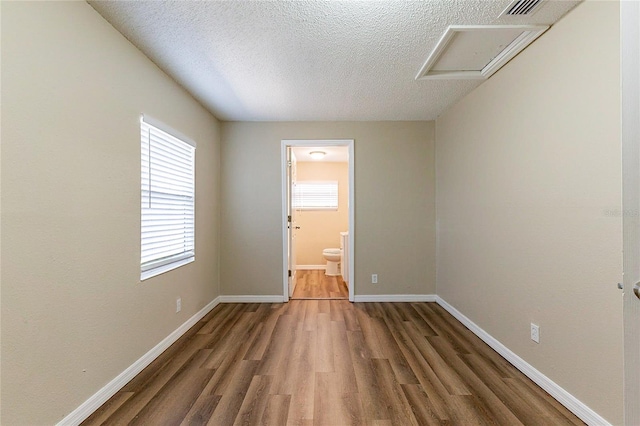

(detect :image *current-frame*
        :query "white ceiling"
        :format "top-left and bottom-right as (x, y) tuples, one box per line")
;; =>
(89, 0), (580, 122)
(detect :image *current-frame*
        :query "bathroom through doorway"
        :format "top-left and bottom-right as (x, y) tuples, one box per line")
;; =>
(281, 139), (354, 302)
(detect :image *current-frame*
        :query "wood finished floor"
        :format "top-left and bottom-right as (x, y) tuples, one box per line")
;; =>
(292, 270), (349, 299)
(83, 301), (584, 426)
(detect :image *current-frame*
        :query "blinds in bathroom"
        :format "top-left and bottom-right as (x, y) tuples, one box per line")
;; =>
(292, 181), (338, 210)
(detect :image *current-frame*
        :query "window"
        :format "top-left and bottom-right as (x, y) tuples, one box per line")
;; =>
(140, 115), (196, 280)
(292, 181), (338, 210)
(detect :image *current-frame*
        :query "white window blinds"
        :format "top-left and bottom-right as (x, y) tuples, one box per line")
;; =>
(141, 116), (195, 279)
(292, 181), (338, 210)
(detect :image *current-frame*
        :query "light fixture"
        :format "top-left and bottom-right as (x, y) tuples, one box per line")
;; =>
(309, 151), (326, 160)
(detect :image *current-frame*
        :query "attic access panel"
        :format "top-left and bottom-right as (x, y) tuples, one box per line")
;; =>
(415, 25), (549, 80)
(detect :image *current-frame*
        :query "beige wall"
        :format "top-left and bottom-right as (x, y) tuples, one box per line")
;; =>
(435, 1), (622, 423)
(295, 161), (349, 266)
(221, 121), (435, 296)
(1, 2), (220, 424)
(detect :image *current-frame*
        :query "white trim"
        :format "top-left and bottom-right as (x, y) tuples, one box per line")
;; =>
(347, 140), (355, 303)
(435, 296), (611, 426)
(141, 256), (194, 281)
(57, 292), (609, 425)
(296, 265), (327, 270)
(621, 2), (640, 424)
(281, 139), (355, 303)
(281, 143), (289, 303)
(415, 25), (548, 80)
(219, 295), (285, 303)
(56, 297), (221, 426)
(353, 294), (437, 303)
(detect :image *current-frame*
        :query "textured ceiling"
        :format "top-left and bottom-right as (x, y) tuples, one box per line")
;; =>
(89, 0), (581, 121)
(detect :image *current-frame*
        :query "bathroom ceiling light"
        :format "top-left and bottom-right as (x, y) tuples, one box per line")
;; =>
(309, 151), (326, 160)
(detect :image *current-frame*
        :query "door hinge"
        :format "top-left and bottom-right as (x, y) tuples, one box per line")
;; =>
(288, 215), (291, 222)
(288, 270), (292, 277)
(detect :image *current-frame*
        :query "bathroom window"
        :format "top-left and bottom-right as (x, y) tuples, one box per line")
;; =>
(140, 115), (196, 280)
(292, 181), (338, 210)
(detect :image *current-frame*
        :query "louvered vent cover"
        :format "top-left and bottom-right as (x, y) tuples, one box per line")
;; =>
(502, 0), (544, 16)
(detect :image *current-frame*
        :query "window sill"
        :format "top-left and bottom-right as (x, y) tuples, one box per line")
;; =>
(141, 256), (194, 281)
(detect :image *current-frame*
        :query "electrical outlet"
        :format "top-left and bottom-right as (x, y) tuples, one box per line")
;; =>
(372, 274), (378, 284)
(176, 297), (181, 313)
(530, 323), (540, 343)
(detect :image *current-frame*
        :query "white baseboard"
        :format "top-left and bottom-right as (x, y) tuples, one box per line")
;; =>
(57, 297), (221, 426)
(435, 296), (610, 426)
(219, 295), (285, 303)
(296, 265), (326, 270)
(58, 293), (608, 426)
(353, 294), (437, 302)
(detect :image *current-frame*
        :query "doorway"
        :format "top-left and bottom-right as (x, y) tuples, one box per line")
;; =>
(281, 139), (355, 302)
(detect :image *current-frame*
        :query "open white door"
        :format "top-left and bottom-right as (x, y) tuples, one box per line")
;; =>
(286, 149), (299, 297)
(621, 3), (640, 424)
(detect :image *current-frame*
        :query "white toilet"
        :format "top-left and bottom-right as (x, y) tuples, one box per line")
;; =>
(322, 248), (341, 276)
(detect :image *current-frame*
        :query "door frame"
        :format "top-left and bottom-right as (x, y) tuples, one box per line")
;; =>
(280, 139), (355, 302)
(621, 1), (640, 424)
(286, 148), (298, 298)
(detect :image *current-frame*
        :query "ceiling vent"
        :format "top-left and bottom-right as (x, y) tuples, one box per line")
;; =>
(415, 25), (548, 80)
(500, 0), (545, 17)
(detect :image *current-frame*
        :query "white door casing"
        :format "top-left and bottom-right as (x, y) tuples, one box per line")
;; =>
(281, 139), (355, 302)
(288, 150), (298, 297)
(621, 2), (640, 424)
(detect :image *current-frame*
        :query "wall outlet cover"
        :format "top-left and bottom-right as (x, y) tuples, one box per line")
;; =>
(530, 323), (540, 343)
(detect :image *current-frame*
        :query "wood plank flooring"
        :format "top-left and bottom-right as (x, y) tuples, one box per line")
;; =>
(292, 270), (348, 299)
(82, 301), (584, 426)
